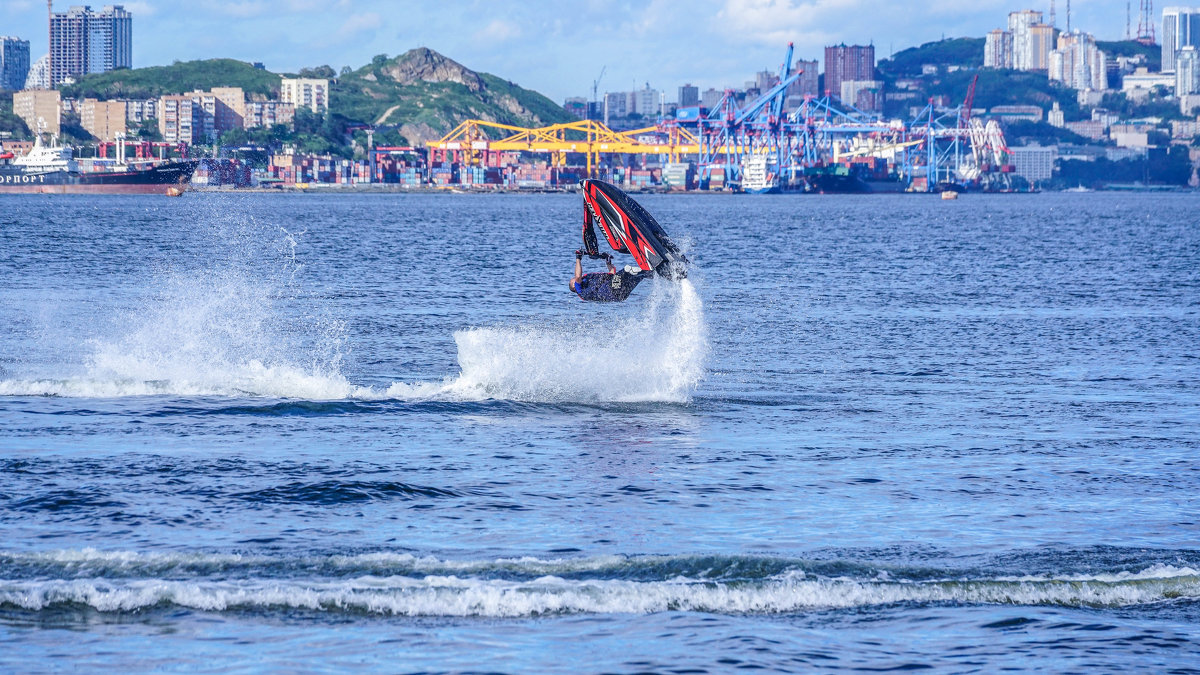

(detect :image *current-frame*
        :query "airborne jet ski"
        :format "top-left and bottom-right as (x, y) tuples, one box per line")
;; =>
(580, 179), (688, 280)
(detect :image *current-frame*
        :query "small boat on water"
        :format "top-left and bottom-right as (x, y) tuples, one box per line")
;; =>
(0, 133), (196, 195)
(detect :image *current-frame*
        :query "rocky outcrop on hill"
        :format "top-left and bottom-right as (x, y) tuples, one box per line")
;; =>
(332, 47), (574, 145)
(381, 48), (484, 93)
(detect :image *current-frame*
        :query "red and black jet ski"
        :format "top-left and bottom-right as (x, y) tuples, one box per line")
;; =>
(581, 179), (688, 279)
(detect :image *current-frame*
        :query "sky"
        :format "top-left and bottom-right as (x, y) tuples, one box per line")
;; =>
(2, 0), (1142, 102)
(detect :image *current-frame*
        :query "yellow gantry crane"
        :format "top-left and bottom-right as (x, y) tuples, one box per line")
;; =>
(426, 119), (702, 176)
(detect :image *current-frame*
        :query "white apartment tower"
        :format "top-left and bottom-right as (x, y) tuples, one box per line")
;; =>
(1008, 9), (1055, 71)
(1177, 45), (1200, 95)
(280, 78), (329, 114)
(985, 29), (1014, 68)
(1049, 31), (1108, 91)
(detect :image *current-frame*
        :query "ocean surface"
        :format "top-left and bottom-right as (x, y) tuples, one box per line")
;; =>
(0, 190), (1197, 673)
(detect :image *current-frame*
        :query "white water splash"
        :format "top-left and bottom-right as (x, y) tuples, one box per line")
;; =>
(391, 278), (708, 403)
(0, 273), (707, 404)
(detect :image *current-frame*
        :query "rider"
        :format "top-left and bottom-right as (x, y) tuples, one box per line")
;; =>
(569, 250), (653, 302)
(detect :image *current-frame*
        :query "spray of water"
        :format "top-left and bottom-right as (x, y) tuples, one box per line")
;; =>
(0, 220), (708, 404)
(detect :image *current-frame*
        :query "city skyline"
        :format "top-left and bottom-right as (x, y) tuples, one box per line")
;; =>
(1, 0), (1147, 102)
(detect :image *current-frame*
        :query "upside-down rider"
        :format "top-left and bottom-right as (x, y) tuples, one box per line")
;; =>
(569, 249), (653, 302)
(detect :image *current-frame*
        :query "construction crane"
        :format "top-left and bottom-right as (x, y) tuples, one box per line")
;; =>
(590, 66), (606, 122)
(960, 73), (979, 128)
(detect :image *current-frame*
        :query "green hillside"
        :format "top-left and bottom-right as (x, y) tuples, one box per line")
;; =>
(1097, 40), (1161, 71)
(878, 38), (985, 79)
(60, 59), (281, 100)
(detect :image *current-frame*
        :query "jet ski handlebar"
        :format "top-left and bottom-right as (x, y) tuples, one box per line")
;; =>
(575, 250), (612, 262)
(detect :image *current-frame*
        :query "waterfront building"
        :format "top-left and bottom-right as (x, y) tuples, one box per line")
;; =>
(678, 84), (699, 108)
(563, 97), (587, 119)
(280, 78), (328, 114)
(631, 84), (660, 118)
(157, 95), (196, 144)
(787, 59), (819, 99)
(50, 4), (132, 88)
(1122, 67), (1177, 100)
(244, 100), (294, 130)
(701, 88), (723, 110)
(824, 44), (874, 102)
(13, 89), (61, 135)
(603, 91), (626, 124)
(1049, 31), (1108, 91)
(754, 70), (779, 93)
(124, 98), (155, 123)
(990, 105), (1044, 122)
(80, 98), (127, 142)
(984, 29), (1014, 68)
(1009, 144), (1055, 183)
(24, 54), (48, 89)
(1, 37), (30, 91)
(1162, 6), (1200, 73)
(840, 80), (882, 112)
(1066, 119), (1107, 140)
(1048, 101), (1065, 127)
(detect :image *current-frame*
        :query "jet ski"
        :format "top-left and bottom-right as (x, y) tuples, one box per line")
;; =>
(580, 179), (688, 279)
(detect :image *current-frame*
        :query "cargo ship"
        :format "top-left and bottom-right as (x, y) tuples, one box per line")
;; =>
(803, 161), (905, 194)
(0, 134), (196, 194)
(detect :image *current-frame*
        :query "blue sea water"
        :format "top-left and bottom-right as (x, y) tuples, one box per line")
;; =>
(0, 190), (1198, 672)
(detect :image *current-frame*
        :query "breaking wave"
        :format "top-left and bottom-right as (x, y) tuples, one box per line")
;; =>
(1, 550), (1196, 617)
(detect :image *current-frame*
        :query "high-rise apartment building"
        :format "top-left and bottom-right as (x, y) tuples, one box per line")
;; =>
(1008, 9), (1055, 71)
(984, 29), (1014, 68)
(1049, 31), (1108, 91)
(280, 78), (328, 114)
(244, 101), (295, 130)
(49, 5), (132, 88)
(1163, 6), (1200, 72)
(156, 88), (244, 144)
(1, 37), (30, 91)
(678, 84), (699, 107)
(824, 44), (874, 102)
(158, 94), (196, 144)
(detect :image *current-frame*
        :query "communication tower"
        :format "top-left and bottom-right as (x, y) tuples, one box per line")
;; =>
(1137, 0), (1156, 45)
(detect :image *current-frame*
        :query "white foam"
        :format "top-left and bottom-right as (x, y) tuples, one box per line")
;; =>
(3, 568), (1198, 616)
(394, 278), (708, 403)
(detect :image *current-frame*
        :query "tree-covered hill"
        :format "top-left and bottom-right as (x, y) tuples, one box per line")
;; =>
(877, 38), (985, 79)
(59, 59), (282, 100)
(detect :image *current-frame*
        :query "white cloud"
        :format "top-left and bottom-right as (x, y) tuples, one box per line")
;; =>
(474, 18), (522, 43)
(324, 11), (382, 46)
